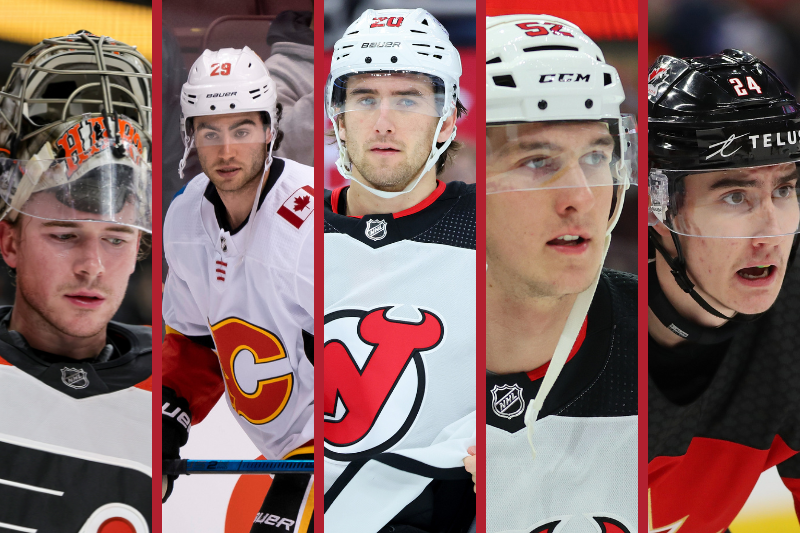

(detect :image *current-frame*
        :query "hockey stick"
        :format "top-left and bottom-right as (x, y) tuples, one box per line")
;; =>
(163, 459), (314, 476)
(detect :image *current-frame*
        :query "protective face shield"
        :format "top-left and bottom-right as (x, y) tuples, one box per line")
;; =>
(329, 72), (447, 120)
(0, 115), (151, 232)
(649, 163), (800, 239)
(487, 116), (637, 194)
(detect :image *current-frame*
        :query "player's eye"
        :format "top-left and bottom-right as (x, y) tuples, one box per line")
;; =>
(722, 191), (746, 206)
(234, 129), (250, 138)
(50, 233), (75, 242)
(106, 237), (127, 246)
(773, 184), (796, 199)
(203, 132), (219, 141)
(398, 98), (417, 108)
(356, 97), (377, 107)
(581, 151), (610, 166)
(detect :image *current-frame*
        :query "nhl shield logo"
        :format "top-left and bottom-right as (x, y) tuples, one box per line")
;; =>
(365, 219), (387, 241)
(61, 367), (89, 390)
(491, 384), (525, 419)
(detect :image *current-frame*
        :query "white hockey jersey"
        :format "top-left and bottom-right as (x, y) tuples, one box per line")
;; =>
(323, 181), (477, 533)
(163, 157), (314, 460)
(487, 271), (638, 533)
(0, 312), (152, 533)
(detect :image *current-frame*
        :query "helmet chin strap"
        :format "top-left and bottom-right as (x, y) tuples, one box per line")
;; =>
(236, 129), (276, 264)
(523, 182), (628, 459)
(332, 112), (457, 199)
(648, 227), (763, 323)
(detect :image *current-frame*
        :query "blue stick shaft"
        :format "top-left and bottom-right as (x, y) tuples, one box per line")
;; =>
(164, 459), (313, 476)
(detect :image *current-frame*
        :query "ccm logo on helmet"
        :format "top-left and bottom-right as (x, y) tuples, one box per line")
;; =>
(206, 92), (237, 98)
(539, 73), (590, 83)
(361, 42), (401, 48)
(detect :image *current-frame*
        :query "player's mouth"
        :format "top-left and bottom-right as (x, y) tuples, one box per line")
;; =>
(216, 166), (241, 178)
(546, 233), (591, 255)
(735, 264), (777, 287)
(64, 291), (106, 309)
(370, 144), (401, 155)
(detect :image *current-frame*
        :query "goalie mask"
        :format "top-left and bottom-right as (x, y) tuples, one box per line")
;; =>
(326, 8), (461, 199)
(0, 30), (152, 233)
(486, 14), (636, 460)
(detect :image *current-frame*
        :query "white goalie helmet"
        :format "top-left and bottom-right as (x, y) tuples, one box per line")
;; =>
(486, 15), (636, 459)
(0, 30), (152, 232)
(178, 46), (278, 179)
(326, 8), (462, 198)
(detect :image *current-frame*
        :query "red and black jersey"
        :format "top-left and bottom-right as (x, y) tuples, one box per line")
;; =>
(648, 266), (800, 532)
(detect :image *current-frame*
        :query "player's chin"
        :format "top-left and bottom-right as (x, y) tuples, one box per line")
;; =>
(727, 288), (782, 316)
(55, 307), (114, 337)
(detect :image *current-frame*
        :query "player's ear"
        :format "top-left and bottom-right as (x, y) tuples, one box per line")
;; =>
(337, 115), (347, 142)
(0, 219), (20, 269)
(436, 110), (457, 143)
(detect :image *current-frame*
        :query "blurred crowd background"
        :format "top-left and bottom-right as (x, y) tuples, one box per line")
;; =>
(323, 0), (478, 192)
(650, 0), (800, 95)
(488, 0), (638, 274)
(0, 0), (152, 324)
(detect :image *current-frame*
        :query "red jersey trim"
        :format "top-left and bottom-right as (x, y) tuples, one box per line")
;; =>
(330, 181), (446, 218)
(526, 316), (588, 382)
(0, 356), (10, 366)
(135, 376), (153, 392)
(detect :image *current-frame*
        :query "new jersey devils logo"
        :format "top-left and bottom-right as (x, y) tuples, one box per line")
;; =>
(324, 306), (444, 460)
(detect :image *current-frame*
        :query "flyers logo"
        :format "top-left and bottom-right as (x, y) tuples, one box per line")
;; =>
(79, 503), (148, 532)
(55, 117), (145, 176)
(211, 318), (293, 425)
(324, 307), (444, 459)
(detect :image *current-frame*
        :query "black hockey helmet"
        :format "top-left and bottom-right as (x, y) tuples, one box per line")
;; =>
(648, 49), (800, 171)
(647, 49), (800, 339)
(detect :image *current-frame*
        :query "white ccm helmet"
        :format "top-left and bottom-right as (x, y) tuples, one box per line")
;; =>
(178, 46), (278, 179)
(486, 15), (637, 459)
(326, 8), (462, 198)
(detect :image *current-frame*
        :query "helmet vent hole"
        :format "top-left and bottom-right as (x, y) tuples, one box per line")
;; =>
(411, 30), (426, 34)
(342, 53), (350, 58)
(522, 45), (579, 53)
(418, 52), (429, 56)
(433, 55), (442, 59)
(604, 73), (612, 86)
(342, 45), (353, 49)
(413, 44), (431, 47)
(585, 99), (593, 108)
(391, 56), (398, 63)
(347, 31), (358, 35)
(210, 105), (216, 111)
(365, 57), (372, 64)
(487, 57), (501, 64)
(538, 100), (547, 110)
(248, 63), (252, 67)
(422, 19), (429, 25)
(493, 75), (516, 88)
(230, 103), (235, 109)
(435, 46), (444, 50)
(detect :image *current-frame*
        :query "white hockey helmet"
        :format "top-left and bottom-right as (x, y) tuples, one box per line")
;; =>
(326, 8), (462, 198)
(485, 15), (636, 459)
(0, 31), (152, 232)
(178, 47), (278, 178)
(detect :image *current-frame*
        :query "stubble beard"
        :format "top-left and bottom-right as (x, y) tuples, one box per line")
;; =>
(202, 143), (267, 195)
(16, 275), (111, 340)
(347, 136), (433, 192)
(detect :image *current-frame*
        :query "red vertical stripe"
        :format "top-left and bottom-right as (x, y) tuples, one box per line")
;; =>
(637, 0), (648, 531)
(314, 1), (325, 531)
(475, 1), (486, 531)
(151, 0), (163, 527)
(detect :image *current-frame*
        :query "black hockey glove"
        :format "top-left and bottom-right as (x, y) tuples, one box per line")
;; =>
(162, 386), (191, 503)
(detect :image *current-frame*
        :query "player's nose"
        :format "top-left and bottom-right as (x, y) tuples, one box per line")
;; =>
(74, 237), (105, 279)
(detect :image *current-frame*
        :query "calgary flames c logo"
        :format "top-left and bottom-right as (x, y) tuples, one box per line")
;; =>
(324, 306), (444, 460)
(210, 318), (293, 425)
